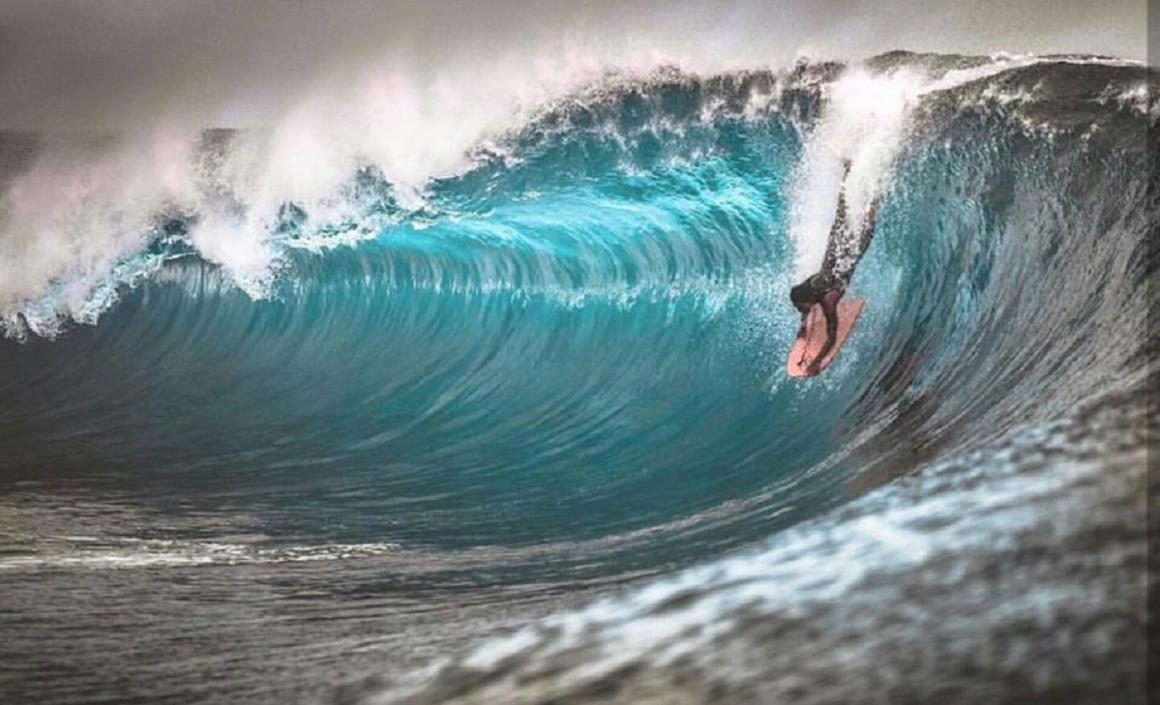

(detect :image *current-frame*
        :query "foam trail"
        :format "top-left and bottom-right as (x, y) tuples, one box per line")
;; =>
(784, 53), (1109, 278)
(0, 130), (201, 336)
(788, 67), (918, 277)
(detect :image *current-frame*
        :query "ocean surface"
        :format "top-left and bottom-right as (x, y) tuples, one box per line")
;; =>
(0, 51), (1154, 704)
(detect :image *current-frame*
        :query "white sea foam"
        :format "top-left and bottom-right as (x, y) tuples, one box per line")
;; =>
(0, 130), (196, 334)
(187, 214), (279, 299)
(0, 539), (402, 571)
(788, 67), (918, 278)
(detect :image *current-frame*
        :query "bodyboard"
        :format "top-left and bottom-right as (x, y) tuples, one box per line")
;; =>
(786, 298), (865, 378)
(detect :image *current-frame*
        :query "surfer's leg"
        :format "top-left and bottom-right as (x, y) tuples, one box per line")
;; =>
(831, 196), (880, 285)
(807, 289), (842, 372)
(819, 192), (848, 277)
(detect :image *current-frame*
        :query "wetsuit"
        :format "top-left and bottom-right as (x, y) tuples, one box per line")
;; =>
(789, 178), (880, 370)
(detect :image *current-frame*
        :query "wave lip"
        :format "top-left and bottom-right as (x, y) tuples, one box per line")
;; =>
(3, 51), (1143, 339)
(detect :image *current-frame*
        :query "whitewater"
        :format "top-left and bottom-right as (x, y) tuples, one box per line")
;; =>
(0, 49), (1153, 705)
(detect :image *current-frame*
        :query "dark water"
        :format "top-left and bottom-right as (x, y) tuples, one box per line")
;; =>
(0, 52), (1154, 704)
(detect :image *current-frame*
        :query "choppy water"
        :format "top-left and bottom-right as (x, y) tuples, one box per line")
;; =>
(0, 51), (1154, 705)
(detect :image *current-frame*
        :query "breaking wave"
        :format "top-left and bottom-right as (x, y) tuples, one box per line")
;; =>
(0, 51), (1153, 705)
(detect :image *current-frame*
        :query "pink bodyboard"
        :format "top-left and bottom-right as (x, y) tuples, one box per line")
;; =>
(786, 298), (865, 378)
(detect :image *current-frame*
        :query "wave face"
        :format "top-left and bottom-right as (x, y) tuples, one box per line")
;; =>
(0, 53), (1154, 704)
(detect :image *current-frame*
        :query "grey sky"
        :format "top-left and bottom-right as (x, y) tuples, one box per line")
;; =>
(0, 0), (1147, 129)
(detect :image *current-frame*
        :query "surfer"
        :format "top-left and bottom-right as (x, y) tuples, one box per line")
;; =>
(789, 163), (880, 375)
